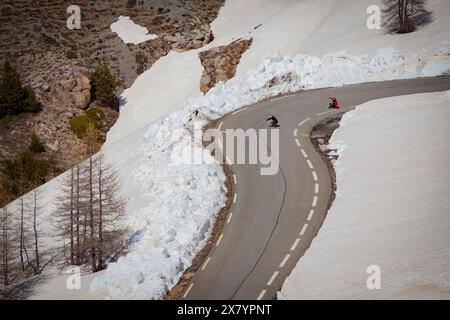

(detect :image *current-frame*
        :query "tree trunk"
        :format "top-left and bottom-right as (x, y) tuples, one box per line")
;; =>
(398, 0), (404, 32)
(76, 166), (81, 265)
(19, 196), (25, 272)
(403, 0), (409, 32)
(70, 168), (74, 265)
(33, 191), (40, 272)
(97, 158), (103, 271)
(2, 208), (8, 286)
(89, 155), (96, 273)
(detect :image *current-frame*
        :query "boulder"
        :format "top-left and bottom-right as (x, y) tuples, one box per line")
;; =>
(74, 74), (91, 109)
(47, 139), (60, 152)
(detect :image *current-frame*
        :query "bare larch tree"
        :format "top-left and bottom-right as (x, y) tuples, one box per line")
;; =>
(94, 153), (127, 271)
(382, 0), (428, 33)
(54, 124), (127, 273)
(0, 206), (19, 287)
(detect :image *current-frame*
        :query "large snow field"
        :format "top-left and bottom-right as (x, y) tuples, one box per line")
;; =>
(280, 91), (450, 299)
(14, 0), (450, 299)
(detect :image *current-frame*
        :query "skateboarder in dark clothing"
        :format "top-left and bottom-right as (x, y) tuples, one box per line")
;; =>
(266, 115), (279, 127)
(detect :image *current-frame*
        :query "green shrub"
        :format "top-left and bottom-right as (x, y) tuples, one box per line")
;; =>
(70, 115), (95, 138)
(69, 108), (104, 138)
(85, 107), (104, 122)
(91, 63), (119, 105)
(29, 132), (46, 153)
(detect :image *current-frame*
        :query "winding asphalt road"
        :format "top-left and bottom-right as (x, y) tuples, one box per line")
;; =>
(182, 76), (450, 300)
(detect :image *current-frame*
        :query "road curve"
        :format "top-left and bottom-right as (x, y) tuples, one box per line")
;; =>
(183, 76), (450, 300)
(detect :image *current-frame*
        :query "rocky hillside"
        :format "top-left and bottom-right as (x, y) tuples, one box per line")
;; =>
(0, 0), (224, 205)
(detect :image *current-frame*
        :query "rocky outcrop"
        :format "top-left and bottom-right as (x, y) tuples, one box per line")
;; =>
(164, 26), (214, 52)
(199, 39), (252, 93)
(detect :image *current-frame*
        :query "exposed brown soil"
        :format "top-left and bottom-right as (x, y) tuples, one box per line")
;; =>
(199, 39), (252, 93)
(309, 114), (345, 217)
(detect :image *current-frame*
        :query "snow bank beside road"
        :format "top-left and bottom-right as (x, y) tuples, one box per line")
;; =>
(108, 46), (450, 143)
(281, 91), (450, 299)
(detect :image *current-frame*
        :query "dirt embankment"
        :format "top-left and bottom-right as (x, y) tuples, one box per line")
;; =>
(310, 114), (345, 216)
(199, 39), (252, 94)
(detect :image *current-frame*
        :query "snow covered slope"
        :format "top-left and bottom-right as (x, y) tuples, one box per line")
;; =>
(280, 91), (450, 299)
(14, 0), (450, 299)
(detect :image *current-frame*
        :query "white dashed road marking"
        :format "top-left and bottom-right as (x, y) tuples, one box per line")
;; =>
(300, 224), (308, 236)
(231, 107), (248, 115)
(201, 257), (211, 271)
(183, 283), (194, 298)
(270, 95), (291, 102)
(298, 117), (311, 127)
(317, 110), (333, 116)
(216, 234), (224, 247)
(227, 212), (233, 224)
(307, 209), (314, 221)
(300, 149), (308, 158)
(257, 290), (267, 300)
(214, 115), (325, 301)
(312, 196), (318, 207)
(267, 271), (279, 286)
(290, 238), (301, 251)
(279, 254), (291, 268)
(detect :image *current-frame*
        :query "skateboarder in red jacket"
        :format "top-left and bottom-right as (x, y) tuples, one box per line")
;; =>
(328, 96), (339, 109)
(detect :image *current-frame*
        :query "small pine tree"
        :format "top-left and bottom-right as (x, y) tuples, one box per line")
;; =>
(0, 60), (40, 118)
(29, 132), (46, 154)
(0, 60), (24, 117)
(21, 85), (39, 113)
(90, 63), (119, 106)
